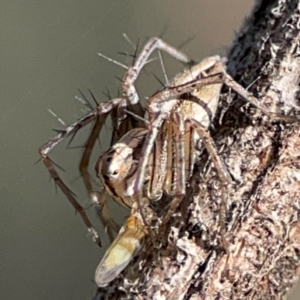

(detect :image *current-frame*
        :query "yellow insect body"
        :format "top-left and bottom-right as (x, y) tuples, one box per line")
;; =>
(95, 205), (148, 287)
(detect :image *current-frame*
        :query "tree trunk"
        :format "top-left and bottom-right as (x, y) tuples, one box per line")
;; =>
(95, 0), (300, 299)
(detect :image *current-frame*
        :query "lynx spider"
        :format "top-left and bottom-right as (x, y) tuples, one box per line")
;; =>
(93, 39), (298, 286)
(39, 37), (298, 286)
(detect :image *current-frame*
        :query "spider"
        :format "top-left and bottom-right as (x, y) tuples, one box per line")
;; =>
(93, 41), (299, 286)
(39, 37), (298, 287)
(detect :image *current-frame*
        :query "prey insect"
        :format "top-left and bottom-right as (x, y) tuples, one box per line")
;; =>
(39, 36), (298, 287)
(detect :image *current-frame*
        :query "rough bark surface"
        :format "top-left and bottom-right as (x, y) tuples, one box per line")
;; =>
(95, 0), (300, 299)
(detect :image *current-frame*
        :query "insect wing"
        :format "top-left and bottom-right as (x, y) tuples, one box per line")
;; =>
(95, 213), (147, 287)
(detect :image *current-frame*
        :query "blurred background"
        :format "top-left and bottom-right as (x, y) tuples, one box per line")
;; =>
(1, 1), (299, 299)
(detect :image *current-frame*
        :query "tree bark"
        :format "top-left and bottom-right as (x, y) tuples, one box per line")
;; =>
(95, 0), (300, 299)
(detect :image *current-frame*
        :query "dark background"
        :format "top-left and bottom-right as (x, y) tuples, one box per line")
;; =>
(1, 1), (299, 299)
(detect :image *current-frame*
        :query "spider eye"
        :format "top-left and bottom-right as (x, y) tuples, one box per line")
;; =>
(113, 170), (118, 175)
(106, 157), (112, 163)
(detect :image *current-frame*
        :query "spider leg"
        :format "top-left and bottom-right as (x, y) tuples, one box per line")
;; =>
(122, 37), (192, 108)
(108, 37), (194, 154)
(163, 118), (176, 196)
(79, 114), (121, 242)
(39, 97), (124, 245)
(148, 62), (299, 124)
(184, 120), (195, 180)
(161, 112), (186, 224)
(110, 99), (146, 145)
(79, 115), (106, 197)
(190, 118), (232, 249)
(147, 119), (168, 201)
(190, 119), (232, 184)
(223, 73), (300, 122)
(148, 73), (224, 115)
(133, 113), (168, 228)
(120, 37), (192, 130)
(92, 189), (120, 241)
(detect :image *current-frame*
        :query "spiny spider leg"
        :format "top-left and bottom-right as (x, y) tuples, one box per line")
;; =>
(223, 73), (300, 122)
(39, 98), (124, 245)
(122, 37), (192, 107)
(99, 37), (193, 131)
(79, 114), (120, 241)
(161, 112), (186, 224)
